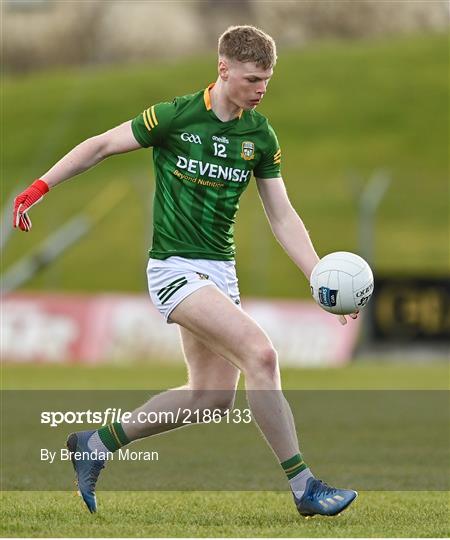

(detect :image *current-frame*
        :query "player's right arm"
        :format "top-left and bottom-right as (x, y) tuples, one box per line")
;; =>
(14, 101), (174, 231)
(13, 120), (141, 231)
(41, 120), (141, 188)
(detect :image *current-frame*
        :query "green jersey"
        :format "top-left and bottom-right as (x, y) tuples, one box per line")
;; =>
(131, 83), (282, 260)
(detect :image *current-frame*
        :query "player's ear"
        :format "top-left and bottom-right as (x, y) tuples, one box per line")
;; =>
(218, 57), (229, 81)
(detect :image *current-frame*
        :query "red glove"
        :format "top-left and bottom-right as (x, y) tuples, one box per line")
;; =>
(13, 179), (49, 232)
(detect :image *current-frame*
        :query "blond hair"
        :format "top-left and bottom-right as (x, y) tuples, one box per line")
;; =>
(218, 25), (277, 69)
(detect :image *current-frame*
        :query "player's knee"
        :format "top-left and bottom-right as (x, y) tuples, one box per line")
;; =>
(259, 345), (279, 379)
(246, 344), (278, 380)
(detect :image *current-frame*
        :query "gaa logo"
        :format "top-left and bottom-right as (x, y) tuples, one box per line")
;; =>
(181, 133), (202, 144)
(241, 141), (255, 161)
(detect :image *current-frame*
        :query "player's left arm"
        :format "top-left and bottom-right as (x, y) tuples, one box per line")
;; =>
(256, 177), (357, 325)
(256, 176), (319, 279)
(253, 125), (319, 277)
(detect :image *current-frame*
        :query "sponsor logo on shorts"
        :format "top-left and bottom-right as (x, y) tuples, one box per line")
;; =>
(157, 276), (188, 305)
(318, 287), (338, 307)
(196, 272), (209, 280)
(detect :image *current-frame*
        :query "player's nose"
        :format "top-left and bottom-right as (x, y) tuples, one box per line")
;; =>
(256, 80), (267, 95)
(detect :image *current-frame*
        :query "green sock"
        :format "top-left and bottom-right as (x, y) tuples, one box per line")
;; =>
(281, 453), (308, 479)
(97, 422), (130, 452)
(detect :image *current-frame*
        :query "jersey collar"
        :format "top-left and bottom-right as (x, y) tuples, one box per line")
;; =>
(203, 83), (243, 120)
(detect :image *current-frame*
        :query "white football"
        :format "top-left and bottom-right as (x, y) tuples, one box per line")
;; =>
(310, 251), (374, 315)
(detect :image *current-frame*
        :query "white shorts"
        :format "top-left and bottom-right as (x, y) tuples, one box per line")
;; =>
(147, 256), (241, 323)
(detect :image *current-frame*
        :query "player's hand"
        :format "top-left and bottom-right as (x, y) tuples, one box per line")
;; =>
(13, 179), (49, 232)
(337, 311), (359, 326)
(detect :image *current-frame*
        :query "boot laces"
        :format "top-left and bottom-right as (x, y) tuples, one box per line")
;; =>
(88, 460), (105, 487)
(309, 479), (336, 499)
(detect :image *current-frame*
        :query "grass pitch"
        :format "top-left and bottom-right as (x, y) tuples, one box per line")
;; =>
(2, 361), (448, 537)
(1, 490), (447, 538)
(3, 360), (449, 390)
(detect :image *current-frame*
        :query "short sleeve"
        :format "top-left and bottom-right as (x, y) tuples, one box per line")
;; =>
(253, 124), (282, 179)
(131, 101), (175, 148)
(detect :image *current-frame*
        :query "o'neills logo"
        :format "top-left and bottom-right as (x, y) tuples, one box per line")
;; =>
(176, 156), (251, 183)
(212, 135), (230, 144)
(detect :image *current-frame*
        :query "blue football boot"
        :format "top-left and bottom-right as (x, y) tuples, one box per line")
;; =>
(294, 477), (357, 517)
(66, 430), (106, 513)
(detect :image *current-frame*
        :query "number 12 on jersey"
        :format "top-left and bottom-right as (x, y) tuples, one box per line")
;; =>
(213, 142), (227, 158)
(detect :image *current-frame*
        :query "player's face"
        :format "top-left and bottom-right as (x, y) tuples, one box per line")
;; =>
(220, 59), (273, 110)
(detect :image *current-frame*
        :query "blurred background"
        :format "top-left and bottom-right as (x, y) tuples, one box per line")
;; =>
(2, 0), (449, 379)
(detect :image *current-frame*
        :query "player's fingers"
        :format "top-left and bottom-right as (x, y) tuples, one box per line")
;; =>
(349, 312), (358, 319)
(338, 315), (347, 325)
(14, 203), (24, 228)
(19, 213), (31, 232)
(22, 212), (32, 231)
(18, 215), (27, 231)
(13, 198), (24, 228)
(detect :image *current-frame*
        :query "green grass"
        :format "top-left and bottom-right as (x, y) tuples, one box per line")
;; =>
(1, 491), (448, 537)
(3, 361), (449, 389)
(1, 362), (448, 537)
(3, 33), (448, 297)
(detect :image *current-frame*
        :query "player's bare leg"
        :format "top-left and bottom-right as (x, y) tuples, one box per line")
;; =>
(122, 327), (240, 440)
(170, 285), (300, 461)
(68, 285), (355, 516)
(170, 286), (357, 517)
(67, 322), (240, 513)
